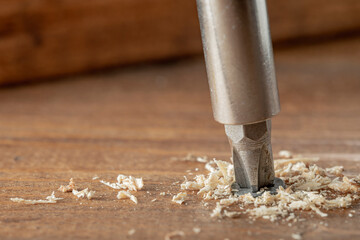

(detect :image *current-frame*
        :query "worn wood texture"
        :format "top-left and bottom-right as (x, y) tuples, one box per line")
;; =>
(0, 37), (360, 239)
(1, 0), (360, 84)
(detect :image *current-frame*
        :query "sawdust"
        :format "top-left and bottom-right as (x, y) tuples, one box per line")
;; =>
(117, 190), (138, 204)
(58, 178), (95, 200)
(192, 227), (201, 234)
(176, 151), (360, 222)
(100, 174), (143, 203)
(291, 233), (302, 240)
(128, 228), (136, 235)
(279, 150), (293, 159)
(325, 166), (344, 176)
(172, 192), (188, 205)
(58, 178), (76, 193)
(10, 191), (63, 204)
(72, 188), (95, 200)
(100, 174), (144, 191)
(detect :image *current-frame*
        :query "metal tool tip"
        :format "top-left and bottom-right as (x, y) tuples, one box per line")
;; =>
(225, 120), (285, 197)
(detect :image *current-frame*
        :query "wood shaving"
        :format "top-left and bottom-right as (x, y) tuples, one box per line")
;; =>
(180, 159), (234, 200)
(128, 229), (136, 235)
(210, 202), (223, 218)
(246, 205), (288, 222)
(328, 177), (358, 193)
(223, 210), (242, 218)
(279, 150), (293, 159)
(10, 191), (63, 204)
(176, 152), (360, 222)
(160, 192), (166, 196)
(117, 191), (138, 204)
(151, 198), (157, 202)
(100, 174), (143, 191)
(291, 233), (302, 240)
(164, 230), (185, 240)
(58, 178), (76, 193)
(172, 192), (188, 205)
(325, 166), (344, 176)
(192, 227), (201, 234)
(72, 188), (95, 200)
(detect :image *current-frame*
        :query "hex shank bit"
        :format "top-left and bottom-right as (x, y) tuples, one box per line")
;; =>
(196, 0), (285, 197)
(225, 121), (285, 196)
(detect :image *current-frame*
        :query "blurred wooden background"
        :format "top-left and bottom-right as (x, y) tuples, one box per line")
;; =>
(1, 0), (360, 85)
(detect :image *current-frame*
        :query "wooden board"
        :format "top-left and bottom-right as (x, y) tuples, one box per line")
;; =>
(0, 37), (360, 239)
(1, 0), (360, 84)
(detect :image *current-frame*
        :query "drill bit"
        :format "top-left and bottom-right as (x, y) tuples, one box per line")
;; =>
(225, 120), (285, 197)
(196, 0), (285, 196)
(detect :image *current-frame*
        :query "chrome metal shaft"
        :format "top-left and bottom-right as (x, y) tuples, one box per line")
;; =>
(196, 0), (280, 125)
(196, 0), (285, 196)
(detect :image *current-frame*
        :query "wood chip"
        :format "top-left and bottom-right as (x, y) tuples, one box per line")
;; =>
(72, 188), (95, 200)
(10, 191), (63, 204)
(58, 178), (76, 193)
(117, 191), (138, 204)
(100, 174), (144, 191)
(172, 192), (188, 205)
(279, 150), (293, 159)
(128, 229), (136, 235)
(291, 233), (302, 240)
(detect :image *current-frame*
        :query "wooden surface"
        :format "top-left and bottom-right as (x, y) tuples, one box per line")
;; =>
(2, 0), (360, 84)
(1, 37), (360, 239)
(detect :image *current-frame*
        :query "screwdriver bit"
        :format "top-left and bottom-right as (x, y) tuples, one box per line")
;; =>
(225, 120), (285, 197)
(196, 0), (285, 196)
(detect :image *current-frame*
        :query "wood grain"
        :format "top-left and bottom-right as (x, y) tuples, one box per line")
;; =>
(1, 0), (360, 84)
(0, 37), (360, 239)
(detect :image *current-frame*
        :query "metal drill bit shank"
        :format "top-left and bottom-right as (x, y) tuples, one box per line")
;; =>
(225, 121), (285, 196)
(196, 0), (285, 196)
(196, 0), (280, 125)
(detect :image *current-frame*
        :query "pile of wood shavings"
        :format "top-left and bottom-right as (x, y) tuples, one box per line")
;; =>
(177, 151), (360, 222)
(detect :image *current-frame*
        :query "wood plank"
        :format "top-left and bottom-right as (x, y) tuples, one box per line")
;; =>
(1, 37), (360, 239)
(0, 0), (201, 84)
(1, 0), (360, 84)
